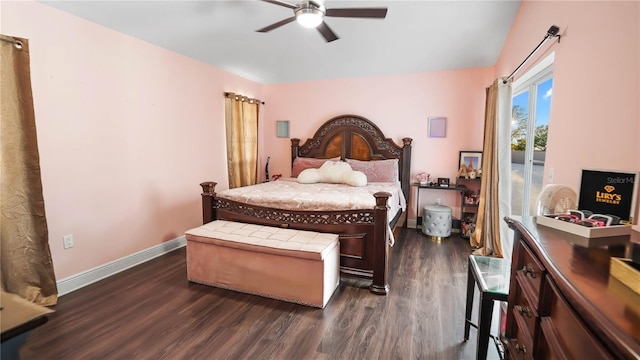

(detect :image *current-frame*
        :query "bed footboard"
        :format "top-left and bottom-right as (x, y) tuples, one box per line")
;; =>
(199, 181), (391, 295)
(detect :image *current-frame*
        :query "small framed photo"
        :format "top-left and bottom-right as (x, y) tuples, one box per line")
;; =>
(428, 117), (446, 138)
(459, 151), (482, 177)
(276, 121), (289, 138)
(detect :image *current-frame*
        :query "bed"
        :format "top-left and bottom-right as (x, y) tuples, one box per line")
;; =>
(200, 114), (412, 295)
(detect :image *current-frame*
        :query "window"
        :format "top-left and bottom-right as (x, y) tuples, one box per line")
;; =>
(511, 54), (554, 216)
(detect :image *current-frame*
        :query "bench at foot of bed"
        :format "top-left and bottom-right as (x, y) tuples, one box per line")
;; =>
(185, 220), (340, 308)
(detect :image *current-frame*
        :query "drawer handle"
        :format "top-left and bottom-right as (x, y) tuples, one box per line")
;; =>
(514, 342), (527, 354)
(515, 305), (532, 318)
(521, 265), (537, 278)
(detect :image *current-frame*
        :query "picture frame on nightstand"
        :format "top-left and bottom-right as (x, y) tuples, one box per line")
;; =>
(458, 151), (482, 176)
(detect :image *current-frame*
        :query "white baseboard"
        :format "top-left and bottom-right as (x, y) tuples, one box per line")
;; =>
(56, 236), (186, 296)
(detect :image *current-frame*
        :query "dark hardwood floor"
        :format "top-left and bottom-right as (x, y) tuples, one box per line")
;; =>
(21, 229), (500, 360)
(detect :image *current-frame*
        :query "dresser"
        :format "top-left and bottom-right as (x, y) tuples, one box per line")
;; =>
(503, 217), (640, 359)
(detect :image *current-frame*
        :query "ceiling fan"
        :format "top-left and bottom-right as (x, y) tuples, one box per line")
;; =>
(256, 0), (388, 43)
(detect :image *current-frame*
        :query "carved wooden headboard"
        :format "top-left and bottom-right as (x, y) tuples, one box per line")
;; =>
(290, 114), (413, 203)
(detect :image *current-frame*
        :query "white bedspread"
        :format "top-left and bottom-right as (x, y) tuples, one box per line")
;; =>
(217, 178), (406, 245)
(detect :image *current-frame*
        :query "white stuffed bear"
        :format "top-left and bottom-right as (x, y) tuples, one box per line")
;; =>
(297, 160), (367, 187)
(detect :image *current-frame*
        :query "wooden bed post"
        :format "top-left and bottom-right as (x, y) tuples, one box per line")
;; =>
(200, 181), (217, 224)
(291, 138), (300, 164)
(370, 191), (391, 295)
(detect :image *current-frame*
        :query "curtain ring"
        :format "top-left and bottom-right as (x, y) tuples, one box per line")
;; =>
(14, 41), (23, 49)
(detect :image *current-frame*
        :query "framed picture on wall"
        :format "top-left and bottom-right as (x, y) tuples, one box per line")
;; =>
(276, 121), (290, 138)
(458, 151), (482, 177)
(428, 117), (447, 138)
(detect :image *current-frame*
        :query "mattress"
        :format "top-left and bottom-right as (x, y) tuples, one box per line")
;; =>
(217, 178), (407, 218)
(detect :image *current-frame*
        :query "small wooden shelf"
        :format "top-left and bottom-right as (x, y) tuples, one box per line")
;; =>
(456, 177), (481, 184)
(462, 205), (479, 214)
(457, 177), (481, 238)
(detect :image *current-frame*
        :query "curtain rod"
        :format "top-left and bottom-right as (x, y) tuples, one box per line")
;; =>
(503, 25), (560, 84)
(224, 92), (265, 105)
(0, 37), (23, 48)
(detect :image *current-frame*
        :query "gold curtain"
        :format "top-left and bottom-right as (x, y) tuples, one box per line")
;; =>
(224, 92), (259, 189)
(470, 79), (502, 257)
(1, 35), (57, 305)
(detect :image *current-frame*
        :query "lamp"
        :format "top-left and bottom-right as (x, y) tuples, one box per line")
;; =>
(295, 7), (324, 28)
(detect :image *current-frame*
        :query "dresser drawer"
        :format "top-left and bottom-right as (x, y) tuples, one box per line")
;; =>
(505, 318), (534, 360)
(540, 278), (613, 360)
(512, 282), (539, 342)
(515, 241), (545, 307)
(538, 318), (570, 360)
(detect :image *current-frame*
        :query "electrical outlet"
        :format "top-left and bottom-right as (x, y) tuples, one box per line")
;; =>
(548, 167), (555, 183)
(436, 198), (441, 205)
(63, 234), (74, 249)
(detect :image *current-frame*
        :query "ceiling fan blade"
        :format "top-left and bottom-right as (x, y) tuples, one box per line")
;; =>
(317, 22), (339, 43)
(260, 0), (297, 10)
(325, 8), (388, 18)
(256, 16), (296, 33)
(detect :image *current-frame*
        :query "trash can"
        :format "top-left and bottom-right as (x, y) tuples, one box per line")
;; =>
(422, 204), (452, 240)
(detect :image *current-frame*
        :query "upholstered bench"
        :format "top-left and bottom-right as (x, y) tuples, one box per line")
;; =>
(185, 220), (340, 308)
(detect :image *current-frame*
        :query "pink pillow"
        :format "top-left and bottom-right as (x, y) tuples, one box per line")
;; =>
(346, 158), (399, 182)
(291, 157), (340, 177)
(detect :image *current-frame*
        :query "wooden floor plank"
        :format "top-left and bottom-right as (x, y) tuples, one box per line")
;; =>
(20, 228), (501, 359)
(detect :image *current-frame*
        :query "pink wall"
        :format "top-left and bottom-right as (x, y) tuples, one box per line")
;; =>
(262, 68), (495, 220)
(1, 1), (264, 279)
(495, 0), (639, 220)
(6, 0), (637, 283)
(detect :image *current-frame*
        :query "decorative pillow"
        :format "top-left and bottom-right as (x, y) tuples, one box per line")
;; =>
(297, 161), (367, 187)
(346, 158), (399, 182)
(291, 157), (340, 177)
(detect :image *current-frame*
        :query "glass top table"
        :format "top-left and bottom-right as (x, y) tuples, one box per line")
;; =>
(469, 255), (511, 295)
(464, 255), (511, 360)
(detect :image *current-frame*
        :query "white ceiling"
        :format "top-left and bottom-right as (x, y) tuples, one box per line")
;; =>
(39, 0), (521, 84)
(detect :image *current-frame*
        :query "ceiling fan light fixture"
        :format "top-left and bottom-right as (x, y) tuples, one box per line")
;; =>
(296, 8), (323, 28)
(257, 0), (387, 42)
